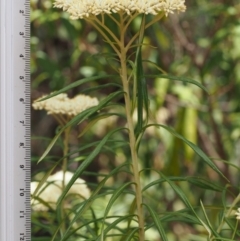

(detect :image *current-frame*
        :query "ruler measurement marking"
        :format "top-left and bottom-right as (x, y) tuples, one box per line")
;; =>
(0, 1), (31, 240)
(15, 0), (31, 240)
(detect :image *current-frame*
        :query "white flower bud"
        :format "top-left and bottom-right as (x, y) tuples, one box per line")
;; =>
(53, 0), (186, 19)
(32, 93), (99, 117)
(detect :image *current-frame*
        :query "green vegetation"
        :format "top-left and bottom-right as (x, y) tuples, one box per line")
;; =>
(31, 1), (240, 240)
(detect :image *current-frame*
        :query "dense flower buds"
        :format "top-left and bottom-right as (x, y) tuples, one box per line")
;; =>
(32, 93), (99, 116)
(54, 0), (186, 19)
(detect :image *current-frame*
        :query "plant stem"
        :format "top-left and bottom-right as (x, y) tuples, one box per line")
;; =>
(62, 126), (71, 184)
(60, 125), (71, 236)
(119, 12), (145, 241)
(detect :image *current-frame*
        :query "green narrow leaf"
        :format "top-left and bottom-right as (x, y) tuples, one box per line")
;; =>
(78, 112), (125, 138)
(77, 216), (97, 238)
(128, 59), (137, 110)
(32, 160), (61, 197)
(38, 90), (124, 163)
(135, 14), (148, 137)
(31, 195), (55, 212)
(126, 198), (137, 230)
(142, 60), (167, 74)
(60, 91), (124, 133)
(159, 173), (199, 215)
(37, 107), (93, 163)
(160, 211), (201, 224)
(50, 221), (62, 241)
(60, 162), (130, 241)
(145, 74), (208, 93)
(38, 74), (119, 101)
(143, 204), (168, 241)
(144, 124), (228, 181)
(200, 200), (214, 238)
(56, 127), (126, 206)
(60, 217), (104, 241)
(37, 128), (64, 163)
(186, 177), (222, 191)
(80, 83), (122, 94)
(160, 173), (221, 239)
(100, 182), (134, 241)
(124, 228), (139, 241)
(101, 215), (136, 239)
(142, 175), (222, 193)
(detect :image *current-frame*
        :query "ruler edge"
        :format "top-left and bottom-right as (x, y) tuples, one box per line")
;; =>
(0, 1), (13, 239)
(0, 0), (31, 240)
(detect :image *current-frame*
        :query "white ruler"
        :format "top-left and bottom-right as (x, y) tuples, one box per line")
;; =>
(0, 0), (31, 240)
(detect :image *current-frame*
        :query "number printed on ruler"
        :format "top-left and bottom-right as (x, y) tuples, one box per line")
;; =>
(13, 0), (31, 240)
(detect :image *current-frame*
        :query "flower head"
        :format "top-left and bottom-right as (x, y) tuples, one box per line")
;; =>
(31, 171), (91, 211)
(235, 208), (240, 220)
(54, 0), (186, 19)
(32, 93), (99, 117)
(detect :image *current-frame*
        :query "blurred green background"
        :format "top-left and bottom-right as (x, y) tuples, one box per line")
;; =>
(31, 0), (240, 240)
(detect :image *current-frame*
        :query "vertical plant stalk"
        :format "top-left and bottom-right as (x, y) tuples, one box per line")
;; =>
(118, 12), (145, 240)
(62, 125), (71, 185)
(61, 124), (71, 235)
(88, 11), (164, 239)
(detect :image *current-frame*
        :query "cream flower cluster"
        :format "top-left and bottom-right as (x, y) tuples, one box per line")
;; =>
(31, 171), (91, 211)
(32, 93), (99, 116)
(54, 0), (186, 19)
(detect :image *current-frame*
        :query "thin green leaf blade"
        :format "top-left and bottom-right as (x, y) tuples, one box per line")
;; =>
(37, 91), (124, 163)
(60, 162), (131, 241)
(37, 128), (64, 163)
(38, 75), (118, 101)
(145, 124), (228, 181)
(143, 204), (168, 241)
(100, 182), (134, 241)
(160, 173), (222, 239)
(145, 74), (208, 93)
(135, 14), (148, 136)
(56, 127), (125, 206)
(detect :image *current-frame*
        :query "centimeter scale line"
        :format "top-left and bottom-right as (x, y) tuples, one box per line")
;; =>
(0, 0), (31, 241)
